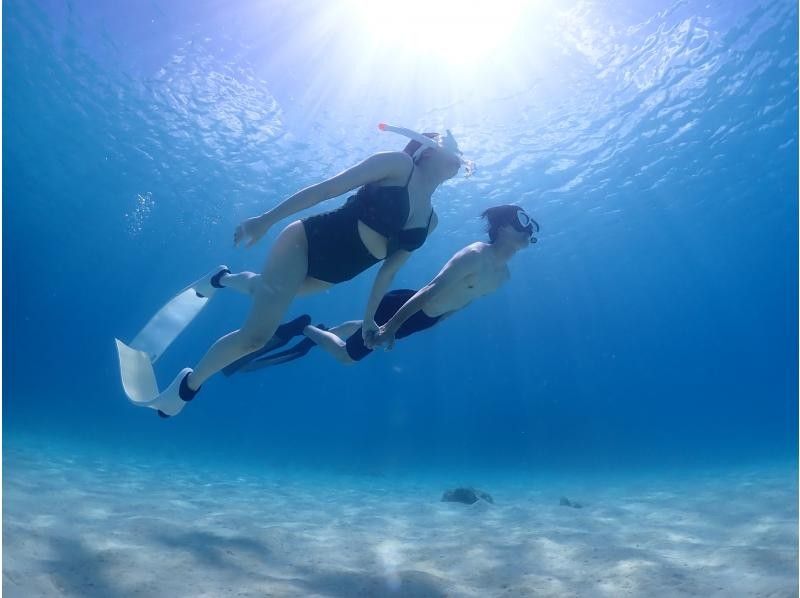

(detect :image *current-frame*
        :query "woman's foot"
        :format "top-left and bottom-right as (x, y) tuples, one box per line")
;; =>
(194, 265), (230, 299)
(153, 368), (200, 418)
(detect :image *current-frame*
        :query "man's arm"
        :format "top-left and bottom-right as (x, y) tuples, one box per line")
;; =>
(377, 246), (481, 343)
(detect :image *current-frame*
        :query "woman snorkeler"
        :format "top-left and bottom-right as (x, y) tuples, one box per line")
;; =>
(147, 124), (471, 417)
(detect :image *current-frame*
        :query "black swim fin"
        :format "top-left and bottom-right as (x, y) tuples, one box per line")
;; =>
(222, 315), (311, 376)
(237, 337), (318, 373)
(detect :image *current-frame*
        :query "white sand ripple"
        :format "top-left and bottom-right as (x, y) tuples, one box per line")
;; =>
(3, 448), (797, 597)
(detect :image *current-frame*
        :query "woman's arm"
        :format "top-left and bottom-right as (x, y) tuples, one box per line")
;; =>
(269, 152), (411, 222)
(361, 249), (412, 342)
(362, 213), (440, 344)
(235, 152), (413, 247)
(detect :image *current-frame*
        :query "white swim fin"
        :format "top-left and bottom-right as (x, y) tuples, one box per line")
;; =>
(115, 339), (193, 417)
(130, 265), (228, 362)
(115, 265), (226, 416)
(115, 338), (159, 405)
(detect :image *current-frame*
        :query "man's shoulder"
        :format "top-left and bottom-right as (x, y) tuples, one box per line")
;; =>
(456, 241), (491, 258)
(446, 243), (486, 267)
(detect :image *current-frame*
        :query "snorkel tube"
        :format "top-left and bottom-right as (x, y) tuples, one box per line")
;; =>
(379, 123), (475, 176)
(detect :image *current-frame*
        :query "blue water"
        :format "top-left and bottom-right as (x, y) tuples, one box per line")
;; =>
(4, 0), (797, 477)
(4, 2), (799, 595)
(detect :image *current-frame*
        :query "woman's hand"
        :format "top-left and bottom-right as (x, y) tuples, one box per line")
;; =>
(234, 213), (272, 248)
(372, 324), (396, 351)
(362, 319), (380, 348)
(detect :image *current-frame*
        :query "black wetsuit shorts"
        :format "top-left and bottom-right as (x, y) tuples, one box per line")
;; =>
(345, 289), (442, 361)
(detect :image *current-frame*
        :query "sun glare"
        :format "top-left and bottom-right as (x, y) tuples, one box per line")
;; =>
(349, 0), (528, 67)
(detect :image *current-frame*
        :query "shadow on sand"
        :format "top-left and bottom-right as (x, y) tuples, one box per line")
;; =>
(152, 528), (273, 569)
(295, 567), (449, 598)
(44, 536), (137, 598)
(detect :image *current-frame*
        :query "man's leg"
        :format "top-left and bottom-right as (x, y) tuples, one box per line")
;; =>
(302, 322), (361, 365)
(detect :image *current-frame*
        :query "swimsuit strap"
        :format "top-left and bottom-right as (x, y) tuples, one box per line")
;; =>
(404, 164), (415, 188)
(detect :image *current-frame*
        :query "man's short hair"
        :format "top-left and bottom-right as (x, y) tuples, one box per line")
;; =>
(481, 205), (525, 243)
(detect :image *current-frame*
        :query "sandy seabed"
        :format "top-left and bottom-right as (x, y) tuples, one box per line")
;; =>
(3, 445), (797, 598)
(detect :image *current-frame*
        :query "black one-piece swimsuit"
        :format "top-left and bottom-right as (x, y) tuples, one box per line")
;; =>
(301, 165), (432, 284)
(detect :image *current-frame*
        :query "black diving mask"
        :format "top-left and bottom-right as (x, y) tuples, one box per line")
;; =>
(513, 209), (539, 244)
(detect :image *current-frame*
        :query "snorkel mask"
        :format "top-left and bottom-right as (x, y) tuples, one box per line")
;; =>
(379, 123), (475, 177)
(513, 209), (540, 244)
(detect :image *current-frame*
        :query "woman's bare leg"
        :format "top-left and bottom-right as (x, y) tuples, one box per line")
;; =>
(186, 221), (310, 390)
(219, 272), (331, 297)
(218, 271), (258, 295)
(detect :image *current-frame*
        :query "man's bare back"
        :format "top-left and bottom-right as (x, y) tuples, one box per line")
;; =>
(423, 242), (511, 318)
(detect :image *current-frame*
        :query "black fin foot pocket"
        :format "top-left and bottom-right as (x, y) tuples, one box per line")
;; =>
(286, 314), (312, 337)
(179, 374), (200, 402)
(210, 267), (231, 289)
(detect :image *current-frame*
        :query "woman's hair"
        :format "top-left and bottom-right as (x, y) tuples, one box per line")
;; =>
(481, 205), (523, 243)
(403, 132), (440, 163)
